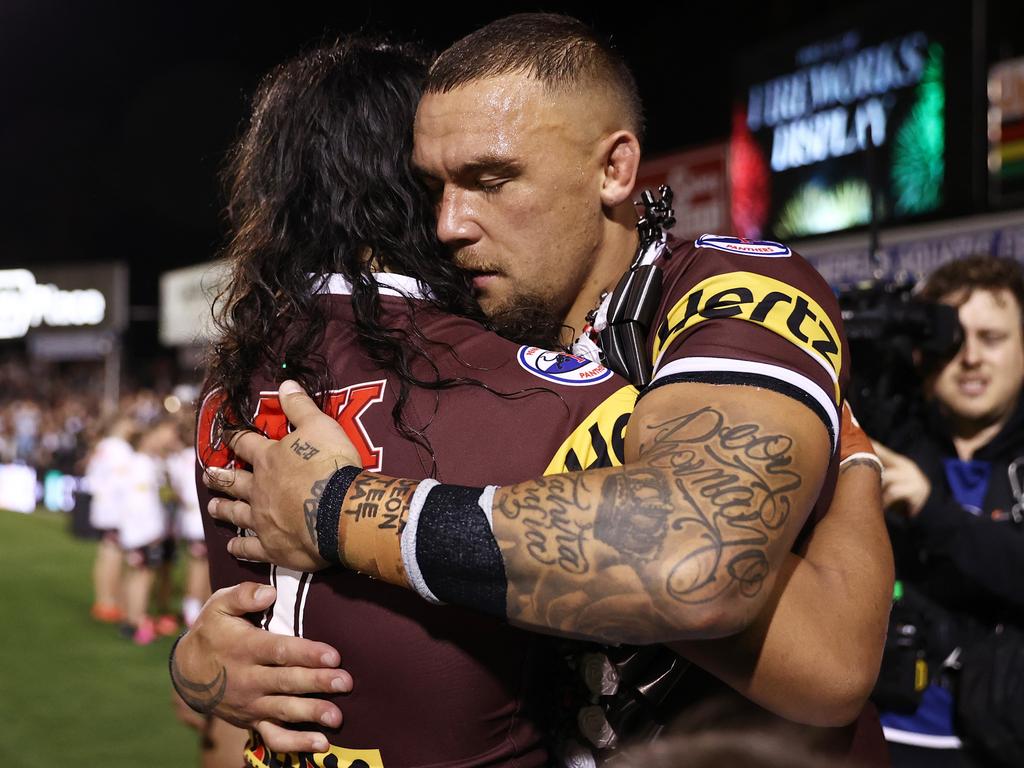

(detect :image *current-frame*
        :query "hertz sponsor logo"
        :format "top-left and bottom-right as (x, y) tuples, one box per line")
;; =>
(544, 385), (636, 476)
(652, 271), (842, 399)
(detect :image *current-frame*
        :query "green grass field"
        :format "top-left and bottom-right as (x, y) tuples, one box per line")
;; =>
(0, 509), (198, 766)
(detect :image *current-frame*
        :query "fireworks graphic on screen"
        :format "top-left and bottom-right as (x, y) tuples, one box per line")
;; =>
(891, 43), (945, 215)
(774, 179), (873, 239)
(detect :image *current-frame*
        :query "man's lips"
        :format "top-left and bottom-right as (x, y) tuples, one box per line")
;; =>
(470, 272), (501, 290)
(957, 377), (988, 396)
(459, 264), (502, 290)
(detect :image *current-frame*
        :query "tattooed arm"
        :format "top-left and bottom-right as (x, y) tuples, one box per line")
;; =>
(491, 381), (831, 644)
(670, 458), (892, 725)
(217, 380), (829, 644)
(212, 382), (886, 724)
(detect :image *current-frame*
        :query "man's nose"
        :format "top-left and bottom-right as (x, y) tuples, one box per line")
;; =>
(436, 187), (481, 246)
(960, 334), (982, 367)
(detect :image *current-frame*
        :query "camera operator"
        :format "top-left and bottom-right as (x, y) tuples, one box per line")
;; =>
(872, 256), (1024, 768)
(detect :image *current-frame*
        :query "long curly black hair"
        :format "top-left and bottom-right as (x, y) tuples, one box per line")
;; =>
(206, 38), (491, 451)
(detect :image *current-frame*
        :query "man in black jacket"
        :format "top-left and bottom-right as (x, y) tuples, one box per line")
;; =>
(874, 255), (1024, 767)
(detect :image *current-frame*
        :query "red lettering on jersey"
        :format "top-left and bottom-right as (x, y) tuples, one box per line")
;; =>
(195, 381), (387, 472)
(323, 381), (386, 472)
(196, 388), (232, 469)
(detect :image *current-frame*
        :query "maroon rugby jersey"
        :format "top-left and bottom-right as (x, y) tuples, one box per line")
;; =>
(196, 272), (637, 768)
(643, 233), (850, 527)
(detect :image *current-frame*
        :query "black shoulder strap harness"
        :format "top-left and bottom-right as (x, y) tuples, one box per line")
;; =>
(595, 186), (675, 388)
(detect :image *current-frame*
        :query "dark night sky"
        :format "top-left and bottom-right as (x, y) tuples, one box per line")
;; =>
(2, 0), (1011, 326)
(0, 2), (845, 282)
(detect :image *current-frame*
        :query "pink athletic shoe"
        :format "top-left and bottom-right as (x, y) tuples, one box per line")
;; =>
(133, 618), (157, 646)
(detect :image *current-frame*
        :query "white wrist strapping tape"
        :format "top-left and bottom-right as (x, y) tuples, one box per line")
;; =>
(400, 479), (442, 604)
(478, 484), (499, 530)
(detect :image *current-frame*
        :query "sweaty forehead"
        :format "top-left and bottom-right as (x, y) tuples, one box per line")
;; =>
(412, 74), (595, 173)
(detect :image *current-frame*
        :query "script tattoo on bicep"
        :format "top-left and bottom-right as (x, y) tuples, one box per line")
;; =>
(496, 474), (594, 575)
(636, 406), (801, 604)
(496, 404), (803, 639)
(170, 648), (227, 715)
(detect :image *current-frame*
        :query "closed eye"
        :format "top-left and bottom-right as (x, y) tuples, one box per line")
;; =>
(477, 178), (510, 194)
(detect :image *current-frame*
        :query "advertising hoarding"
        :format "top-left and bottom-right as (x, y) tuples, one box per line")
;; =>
(635, 144), (732, 240)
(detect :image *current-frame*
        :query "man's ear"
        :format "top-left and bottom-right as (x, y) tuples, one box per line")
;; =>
(599, 130), (641, 208)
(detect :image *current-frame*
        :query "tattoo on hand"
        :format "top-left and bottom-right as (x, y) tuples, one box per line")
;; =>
(303, 476), (330, 548)
(171, 647), (227, 715)
(291, 438), (320, 461)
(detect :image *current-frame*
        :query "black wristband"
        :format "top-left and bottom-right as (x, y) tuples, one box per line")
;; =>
(316, 466), (362, 564)
(416, 483), (507, 618)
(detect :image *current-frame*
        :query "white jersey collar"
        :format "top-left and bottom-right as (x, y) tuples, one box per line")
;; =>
(315, 272), (433, 300)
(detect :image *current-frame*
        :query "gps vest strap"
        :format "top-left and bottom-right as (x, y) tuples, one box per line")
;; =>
(599, 263), (663, 387)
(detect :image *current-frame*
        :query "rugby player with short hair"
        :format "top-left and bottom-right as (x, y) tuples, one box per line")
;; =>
(176, 17), (891, 767)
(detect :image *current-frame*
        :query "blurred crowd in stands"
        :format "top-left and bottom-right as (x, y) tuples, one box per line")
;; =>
(0, 353), (209, 644)
(0, 355), (186, 473)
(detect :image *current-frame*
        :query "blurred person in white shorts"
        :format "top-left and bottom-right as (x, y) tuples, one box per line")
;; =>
(166, 410), (210, 628)
(119, 418), (180, 644)
(84, 415), (135, 623)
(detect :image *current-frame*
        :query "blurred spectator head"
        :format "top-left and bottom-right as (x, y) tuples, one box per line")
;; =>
(919, 256), (1024, 431)
(130, 417), (182, 457)
(175, 407), (196, 449)
(102, 414), (137, 441)
(615, 692), (853, 768)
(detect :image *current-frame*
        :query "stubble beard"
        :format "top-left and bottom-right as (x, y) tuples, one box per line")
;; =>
(485, 292), (572, 351)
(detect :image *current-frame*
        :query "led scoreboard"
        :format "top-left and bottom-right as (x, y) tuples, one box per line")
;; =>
(730, 9), (970, 241)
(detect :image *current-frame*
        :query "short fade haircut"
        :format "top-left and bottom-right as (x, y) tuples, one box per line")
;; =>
(425, 13), (645, 142)
(920, 255), (1024, 322)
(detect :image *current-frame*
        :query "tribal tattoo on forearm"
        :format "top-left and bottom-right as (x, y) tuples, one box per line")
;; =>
(494, 405), (802, 637)
(170, 645), (227, 715)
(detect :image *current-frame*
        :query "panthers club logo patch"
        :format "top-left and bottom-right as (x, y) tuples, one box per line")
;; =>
(517, 346), (613, 386)
(695, 234), (792, 258)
